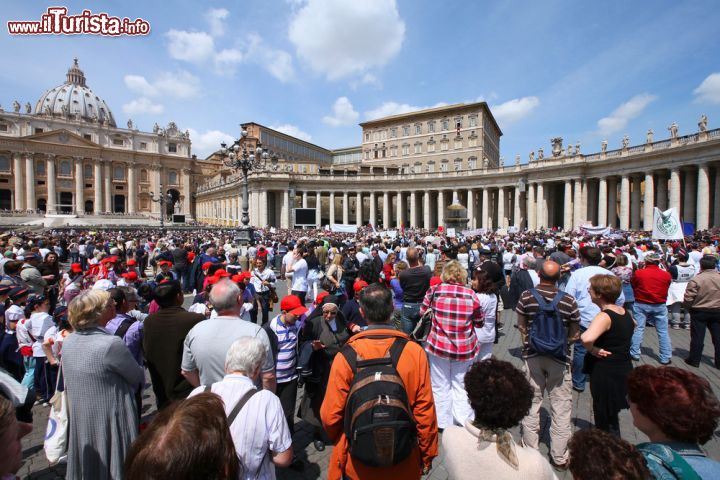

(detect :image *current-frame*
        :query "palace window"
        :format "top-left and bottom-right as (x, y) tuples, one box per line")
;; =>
(427, 161), (435, 173)
(454, 158), (463, 171)
(469, 134), (477, 148)
(168, 143), (177, 153)
(428, 121), (435, 133)
(402, 126), (410, 137)
(113, 166), (125, 180)
(36, 160), (45, 176)
(35, 128), (44, 134)
(468, 157), (477, 169)
(365, 132), (370, 141)
(139, 142), (147, 150)
(83, 134), (92, 141)
(169, 171), (178, 185)
(140, 169), (148, 182)
(84, 165), (92, 178)
(0, 124), (8, 132)
(414, 142), (422, 154)
(441, 119), (449, 131)
(455, 138), (463, 149)
(441, 140), (449, 151)
(402, 144), (410, 156)
(415, 124), (422, 135)
(469, 115), (477, 127)
(440, 160), (448, 172)
(381, 130), (387, 140)
(0, 156), (9, 171)
(59, 161), (71, 176)
(112, 138), (123, 146)
(427, 141), (436, 153)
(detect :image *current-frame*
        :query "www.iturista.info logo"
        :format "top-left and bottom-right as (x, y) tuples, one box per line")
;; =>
(7, 7), (151, 36)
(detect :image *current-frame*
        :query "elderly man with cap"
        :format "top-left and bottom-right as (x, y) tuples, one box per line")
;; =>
(630, 251), (672, 364)
(20, 253), (46, 295)
(264, 295), (307, 443)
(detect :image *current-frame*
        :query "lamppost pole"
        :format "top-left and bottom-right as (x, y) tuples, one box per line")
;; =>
(150, 183), (172, 233)
(219, 128), (278, 244)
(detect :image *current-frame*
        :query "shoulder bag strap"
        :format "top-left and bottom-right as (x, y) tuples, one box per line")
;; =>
(528, 288), (549, 309)
(341, 344), (358, 373)
(388, 337), (408, 367)
(227, 388), (260, 425)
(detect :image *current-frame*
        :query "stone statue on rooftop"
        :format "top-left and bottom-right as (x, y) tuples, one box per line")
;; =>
(13, 101), (20, 113)
(25, 102), (31, 114)
(551, 137), (563, 157)
(529, 151), (535, 162)
(668, 122), (678, 139)
(127, 119), (134, 130)
(646, 129), (654, 143)
(622, 135), (629, 149)
(699, 114), (708, 132)
(601, 140), (608, 153)
(537, 147), (544, 160)
(575, 142), (581, 155)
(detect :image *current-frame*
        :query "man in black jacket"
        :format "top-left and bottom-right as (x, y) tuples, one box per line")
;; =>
(143, 281), (205, 409)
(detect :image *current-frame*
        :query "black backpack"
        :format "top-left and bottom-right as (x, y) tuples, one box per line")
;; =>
(114, 318), (135, 340)
(340, 336), (417, 467)
(528, 289), (568, 360)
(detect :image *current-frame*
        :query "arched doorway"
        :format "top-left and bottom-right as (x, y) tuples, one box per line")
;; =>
(84, 200), (93, 214)
(59, 192), (73, 213)
(166, 189), (181, 216)
(0, 189), (13, 210)
(113, 195), (125, 213)
(37, 198), (47, 213)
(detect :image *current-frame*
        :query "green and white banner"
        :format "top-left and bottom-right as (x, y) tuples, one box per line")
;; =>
(652, 207), (684, 240)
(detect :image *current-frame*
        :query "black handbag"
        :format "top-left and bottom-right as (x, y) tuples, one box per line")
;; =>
(411, 286), (438, 342)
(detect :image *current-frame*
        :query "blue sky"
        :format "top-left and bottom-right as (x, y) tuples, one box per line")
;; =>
(2, 0), (719, 160)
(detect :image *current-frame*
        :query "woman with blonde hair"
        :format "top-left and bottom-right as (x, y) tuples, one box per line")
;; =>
(420, 260), (484, 429)
(62, 289), (145, 480)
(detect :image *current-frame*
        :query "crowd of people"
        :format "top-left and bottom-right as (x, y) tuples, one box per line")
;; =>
(0, 225), (719, 479)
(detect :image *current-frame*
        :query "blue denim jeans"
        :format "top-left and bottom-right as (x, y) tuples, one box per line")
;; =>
(631, 302), (673, 363)
(21, 356), (36, 390)
(571, 327), (587, 391)
(400, 302), (422, 335)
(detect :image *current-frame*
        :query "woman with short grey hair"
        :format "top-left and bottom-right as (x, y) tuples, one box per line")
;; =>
(190, 336), (293, 477)
(62, 289), (145, 480)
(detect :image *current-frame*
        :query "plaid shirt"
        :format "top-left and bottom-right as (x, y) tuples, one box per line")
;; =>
(420, 283), (484, 361)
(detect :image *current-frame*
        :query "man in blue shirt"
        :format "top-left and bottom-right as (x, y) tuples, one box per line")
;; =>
(564, 247), (624, 392)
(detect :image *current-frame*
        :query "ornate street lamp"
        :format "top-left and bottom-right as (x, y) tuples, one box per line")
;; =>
(150, 183), (174, 232)
(219, 128), (279, 244)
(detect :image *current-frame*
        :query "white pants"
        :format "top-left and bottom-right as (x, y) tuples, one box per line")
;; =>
(428, 352), (474, 429)
(477, 342), (493, 360)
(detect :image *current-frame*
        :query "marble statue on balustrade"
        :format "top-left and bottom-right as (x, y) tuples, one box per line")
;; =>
(127, 119), (134, 130)
(566, 145), (574, 156)
(528, 151), (535, 162)
(699, 114), (708, 132)
(25, 103), (31, 114)
(669, 122), (679, 139)
(622, 135), (630, 149)
(13, 101), (20, 113)
(551, 137), (563, 157)
(537, 147), (544, 160)
(646, 129), (654, 143)
(515, 155), (520, 166)
(575, 142), (581, 155)
(601, 140), (608, 153)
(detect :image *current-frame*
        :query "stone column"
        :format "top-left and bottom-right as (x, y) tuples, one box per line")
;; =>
(381, 192), (389, 228)
(631, 176), (641, 230)
(105, 162), (113, 213)
(369, 192), (377, 228)
(128, 163), (137, 214)
(281, 190), (290, 228)
(396, 192), (404, 228)
(481, 188), (489, 229)
(715, 168), (720, 228)
(25, 153), (36, 211)
(564, 180), (573, 230)
(423, 192), (431, 229)
(437, 190), (445, 228)
(580, 180), (588, 225)
(356, 192), (363, 226)
(497, 187), (506, 229)
(12, 153), (24, 210)
(527, 183), (536, 230)
(514, 186), (522, 228)
(46, 155), (57, 214)
(670, 168), (681, 213)
(607, 178), (617, 228)
(536, 183), (545, 228)
(342, 192), (349, 224)
(573, 179), (583, 228)
(259, 190), (268, 227)
(74, 157), (84, 214)
(315, 192), (322, 227)
(643, 172), (654, 230)
(182, 168), (191, 216)
(656, 172), (668, 210)
(410, 191), (417, 228)
(94, 159), (103, 214)
(683, 169), (696, 225)
(466, 189), (475, 229)
(697, 164), (710, 230)
(598, 177), (608, 227)
(620, 175), (630, 230)
(302, 191), (308, 208)
(329, 192), (336, 225)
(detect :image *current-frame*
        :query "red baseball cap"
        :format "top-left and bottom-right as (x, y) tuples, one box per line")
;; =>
(214, 269), (231, 278)
(127, 259), (137, 266)
(231, 274), (244, 283)
(70, 263), (82, 273)
(158, 260), (173, 267)
(315, 291), (330, 304)
(280, 295), (308, 316)
(354, 280), (369, 293)
(240, 271), (252, 280)
(122, 271), (138, 281)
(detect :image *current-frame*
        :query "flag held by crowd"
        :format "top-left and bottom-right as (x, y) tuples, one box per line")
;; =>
(652, 207), (684, 240)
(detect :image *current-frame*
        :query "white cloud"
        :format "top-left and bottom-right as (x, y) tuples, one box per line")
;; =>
(364, 101), (447, 121)
(350, 73), (381, 90)
(187, 128), (236, 158)
(165, 30), (215, 64)
(214, 48), (244, 71)
(491, 96), (540, 126)
(269, 124), (312, 142)
(322, 96), (359, 126)
(122, 98), (164, 115)
(597, 93), (656, 135)
(124, 71), (201, 99)
(693, 73), (720, 104)
(205, 8), (229, 37)
(288, 0), (405, 80)
(244, 33), (295, 82)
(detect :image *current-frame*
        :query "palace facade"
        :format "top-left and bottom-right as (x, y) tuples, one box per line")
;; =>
(196, 104), (720, 231)
(0, 60), (215, 220)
